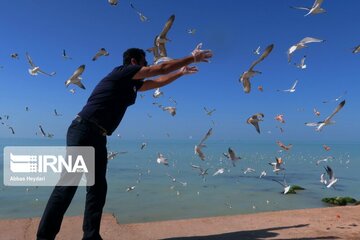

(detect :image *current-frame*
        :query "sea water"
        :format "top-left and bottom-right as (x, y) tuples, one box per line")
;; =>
(0, 138), (359, 224)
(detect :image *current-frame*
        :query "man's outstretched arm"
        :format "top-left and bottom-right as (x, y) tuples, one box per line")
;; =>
(133, 49), (212, 80)
(138, 66), (198, 92)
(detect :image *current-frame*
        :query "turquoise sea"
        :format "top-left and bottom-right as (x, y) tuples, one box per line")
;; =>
(0, 138), (359, 224)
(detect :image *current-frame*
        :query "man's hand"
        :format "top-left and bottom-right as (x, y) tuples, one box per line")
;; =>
(180, 66), (198, 75)
(191, 43), (213, 63)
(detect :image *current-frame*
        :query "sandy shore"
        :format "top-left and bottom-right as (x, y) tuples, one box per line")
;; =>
(0, 206), (359, 240)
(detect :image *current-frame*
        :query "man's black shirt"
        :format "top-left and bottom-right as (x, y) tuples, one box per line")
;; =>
(78, 64), (143, 135)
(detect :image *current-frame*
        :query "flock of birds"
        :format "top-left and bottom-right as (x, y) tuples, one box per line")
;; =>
(101, 0), (352, 198)
(0, 0), (356, 212)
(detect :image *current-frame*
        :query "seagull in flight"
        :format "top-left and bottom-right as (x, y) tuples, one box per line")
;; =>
(213, 168), (225, 176)
(294, 55), (307, 69)
(130, 2), (149, 22)
(156, 153), (169, 166)
(247, 113), (264, 134)
(162, 106), (176, 116)
(38, 125), (47, 137)
(187, 28), (196, 35)
(324, 165), (338, 188)
(92, 48), (109, 61)
(291, 0), (326, 17)
(322, 91), (347, 104)
(191, 164), (209, 180)
(26, 52), (56, 76)
(152, 88), (163, 98)
(227, 147), (241, 167)
(54, 109), (62, 116)
(275, 114), (285, 124)
(276, 141), (293, 151)
(65, 64), (86, 89)
(352, 45), (360, 53)
(240, 44), (274, 93)
(204, 107), (216, 116)
(62, 49), (72, 60)
(316, 156), (334, 166)
(272, 174), (291, 194)
(253, 46), (261, 55)
(305, 100), (346, 131)
(195, 128), (212, 161)
(269, 157), (285, 173)
(147, 15), (175, 64)
(108, 0), (118, 6)
(287, 37), (325, 62)
(10, 53), (19, 59)
(278, 80), (298, 93)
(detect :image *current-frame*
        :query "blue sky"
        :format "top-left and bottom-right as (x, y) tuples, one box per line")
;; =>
(0, 0), (359, 142)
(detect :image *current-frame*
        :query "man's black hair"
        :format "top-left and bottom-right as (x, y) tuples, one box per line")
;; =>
(123, 48), (146, 65)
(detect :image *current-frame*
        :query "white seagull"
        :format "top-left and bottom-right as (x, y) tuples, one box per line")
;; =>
(324, 165), (338, 188)
(294, 55), (307, 69)
(156, 153), (169, 166)
(272, 175), (291, 194)
(152, 88), (163, 98)
(26, 52), (56, 76)
(287, 37), (325, 62)
(65, 65), (86, 89)
(305, 100), (345, 131)
(269, 157), (285, 173)
(291, 0), (326, 17)
(279, 80), (298, 93)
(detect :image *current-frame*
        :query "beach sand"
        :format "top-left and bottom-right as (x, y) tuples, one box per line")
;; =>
(0, 205), (359, 240)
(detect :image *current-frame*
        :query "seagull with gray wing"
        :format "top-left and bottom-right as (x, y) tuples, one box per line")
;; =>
(305, 100), (345, 131)
(247, 113), (264, 134)
(92, 48), (109, 61)
(147, 15), (175, 64)
(194, 128), (212, 161)
(272, 175), (291, 194)
(291, 0), (326, 17)
(294, 56), (307, 69)
(65, 65), (86, 89)
(324, 165), (338, 188)
(130, 2), (149, 22)
(26, 52), (56, 76)
(240, 44), (274, 93)
(287, 37), (325, 62)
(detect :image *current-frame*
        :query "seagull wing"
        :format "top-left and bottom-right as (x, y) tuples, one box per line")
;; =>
(38, 69), (56, 77)
(198, 128), (212, 146)
(159, 15), (175, 39)
(311, 0), (324, 9)
(290, 6), (311, 11)
(25, 52), (36, 67)
(291, 80), (298, 90)
(249, 44), (274, 71)
(300, 37), (324, 45)
(324, 100), (345, 123)
(72, 65), (85, 79)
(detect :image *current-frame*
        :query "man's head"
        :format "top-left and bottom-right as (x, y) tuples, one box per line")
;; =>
(123, 48), (148, 66)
